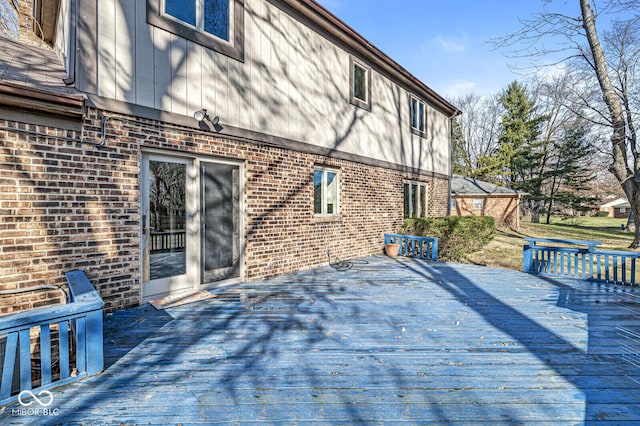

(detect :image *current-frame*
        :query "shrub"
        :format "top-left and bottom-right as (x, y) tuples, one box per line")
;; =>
(399, 216), (495, 262)
(594, 211), (610, 217)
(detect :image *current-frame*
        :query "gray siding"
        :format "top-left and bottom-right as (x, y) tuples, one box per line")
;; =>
(79, 0), (451, 175)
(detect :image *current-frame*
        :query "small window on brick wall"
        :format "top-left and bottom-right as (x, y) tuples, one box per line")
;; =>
(404, 181), (428, 219)
(473, 198), (484, 210)
(314, 167), (340, 215)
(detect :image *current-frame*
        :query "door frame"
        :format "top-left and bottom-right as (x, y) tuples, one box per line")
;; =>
(140, 149), (245, 302)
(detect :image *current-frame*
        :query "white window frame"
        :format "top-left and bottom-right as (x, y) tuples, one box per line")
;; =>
(404, 180), (429, 219)
(353, 62), (368, 103)
(473, 198), (484, 210)
(410, 95), (426, 134)
(161, 0), (234, 43)
(349, 56), (371, 111)
(314, 166), (340, 216)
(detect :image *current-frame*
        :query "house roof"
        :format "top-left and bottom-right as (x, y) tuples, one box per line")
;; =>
(451, 175), (525, 197)
(599, 197), (630, 209)
(0, 36), (84, 116)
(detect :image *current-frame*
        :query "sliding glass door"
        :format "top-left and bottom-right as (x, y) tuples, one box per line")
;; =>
(141, 154), (241, 300)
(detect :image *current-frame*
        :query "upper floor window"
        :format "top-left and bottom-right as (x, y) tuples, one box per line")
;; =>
(314, 167), (340, 216)
(350, 56), (371, 111)
(147, 0), (244, 62)
(164, 0), (230, 41)
(410, 95), (426, 135)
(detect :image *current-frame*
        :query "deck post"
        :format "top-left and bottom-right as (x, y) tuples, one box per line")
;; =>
(523, 244), (533, 273)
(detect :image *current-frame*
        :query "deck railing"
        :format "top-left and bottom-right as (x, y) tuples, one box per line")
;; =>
(150, 231), (186, 252)
(385, 234), (438, 261)
(0, 270), (104, 406)
(523, 237), (640, 286)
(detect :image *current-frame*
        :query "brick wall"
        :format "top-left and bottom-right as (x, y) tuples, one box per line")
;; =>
(0, 109), (449, 313)
(16, 0), (48, 48)
(452, 196), (520, 228)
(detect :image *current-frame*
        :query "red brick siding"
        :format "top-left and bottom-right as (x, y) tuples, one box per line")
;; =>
(452, 196), (520, 228)
(1, 110), (449, 313)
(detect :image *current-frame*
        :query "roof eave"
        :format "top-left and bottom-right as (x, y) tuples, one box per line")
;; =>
(0, 81), (85, 117)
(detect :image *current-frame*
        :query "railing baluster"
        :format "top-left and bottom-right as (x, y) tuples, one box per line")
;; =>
(75, 317), (86, 375)
(59, 321), (70, 380)
(1, 333), (18, 399)
(19, 329), (31, 391)
(40, 324), (52, 386)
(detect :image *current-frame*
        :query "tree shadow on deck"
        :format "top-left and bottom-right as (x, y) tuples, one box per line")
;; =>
(401, 259), (640, 423)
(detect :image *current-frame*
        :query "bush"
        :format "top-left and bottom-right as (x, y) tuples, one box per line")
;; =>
(594, 211), (610, 217)
(399, 216), (495, 262)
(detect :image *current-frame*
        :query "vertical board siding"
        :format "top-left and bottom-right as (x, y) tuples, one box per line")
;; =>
(153, 27), (172, 111)
(115, 0), (136, 104)
(88, 0), (451, 175)
(135, 0), (155, 106)
(170, 35), (188, 116)
(186, 44), (203, 115)
(98, 0), (116, 99)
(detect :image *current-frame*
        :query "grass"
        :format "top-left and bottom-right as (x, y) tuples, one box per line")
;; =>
(466, 216), (635, 271)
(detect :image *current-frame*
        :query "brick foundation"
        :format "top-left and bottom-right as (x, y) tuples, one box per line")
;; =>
(0, 109), (449, 313)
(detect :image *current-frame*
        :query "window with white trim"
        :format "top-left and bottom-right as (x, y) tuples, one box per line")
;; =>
(473, 198), (484, 210)
(404, 181), (428, 219)
(350, 56), (371, 110)
(410, 95), (426, 134)
(314, 167), (340, 215)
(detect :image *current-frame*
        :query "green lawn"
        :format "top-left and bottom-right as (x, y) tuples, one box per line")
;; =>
(467, 216), (635, 271)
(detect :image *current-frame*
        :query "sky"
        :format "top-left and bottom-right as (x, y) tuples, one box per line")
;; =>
(315, 0), (584, 100)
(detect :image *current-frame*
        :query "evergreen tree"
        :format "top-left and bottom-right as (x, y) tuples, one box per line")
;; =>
(497, 81), (548, 222)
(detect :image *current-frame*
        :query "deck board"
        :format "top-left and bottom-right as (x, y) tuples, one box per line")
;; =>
(4, 256), (640, 423)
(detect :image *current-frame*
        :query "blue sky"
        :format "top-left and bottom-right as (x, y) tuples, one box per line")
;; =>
(316, 0), (581, 99)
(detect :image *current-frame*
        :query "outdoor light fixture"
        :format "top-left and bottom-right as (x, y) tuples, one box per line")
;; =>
(193, 109), (220, 126)
(193, 109), (210, 122)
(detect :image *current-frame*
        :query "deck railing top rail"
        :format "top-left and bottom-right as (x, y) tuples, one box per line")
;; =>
(523, 237), (602, 251)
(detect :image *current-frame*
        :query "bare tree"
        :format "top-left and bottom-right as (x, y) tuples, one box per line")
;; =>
(451, 93), (503, 178)
(494, 0), (640, 247)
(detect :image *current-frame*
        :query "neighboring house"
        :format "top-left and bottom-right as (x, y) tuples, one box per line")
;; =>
(599, 197), (630, 218)
(450, 175), (524, 228)
(0, 0), (459, 312)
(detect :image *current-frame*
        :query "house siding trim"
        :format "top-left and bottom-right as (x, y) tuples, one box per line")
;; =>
(86, 94), (451, 181)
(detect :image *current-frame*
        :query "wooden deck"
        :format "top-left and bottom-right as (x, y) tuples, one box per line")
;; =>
(5, 256), (640, 424)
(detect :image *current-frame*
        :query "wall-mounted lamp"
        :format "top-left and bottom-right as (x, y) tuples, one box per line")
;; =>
(193, 109), (220, 126)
